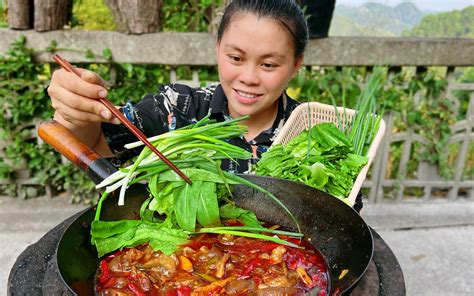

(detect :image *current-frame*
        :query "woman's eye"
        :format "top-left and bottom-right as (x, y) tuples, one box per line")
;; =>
(262, 63), (277, 69)
(229, 56), (242, 62)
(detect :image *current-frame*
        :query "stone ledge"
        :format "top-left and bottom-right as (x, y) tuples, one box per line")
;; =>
(1, 29), (474, 66)
(361, 200), (474, 230)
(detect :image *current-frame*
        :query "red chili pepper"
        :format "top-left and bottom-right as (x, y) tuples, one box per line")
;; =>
(128, 271), (142, 280)
(101, 277), (118, 289)
(311, 272), (328, 289)
(224, 241), (280, 254)
(259, 242), (282, 252)
(252, 275), (262, 285)
(318, 289), (328, 296)
(176, 286), (192, 296)
(98, 260), (111, 284)
(165, 289), (177, 296)
(241, 258), (259, 276)
(224, 219), (244, 226)
(240, 257), (271, 277)
(127, 283), (146, 296)
(284, 249), (308, 270)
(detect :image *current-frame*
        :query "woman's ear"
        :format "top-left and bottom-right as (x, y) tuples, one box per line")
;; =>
(292, 54), (304, 79)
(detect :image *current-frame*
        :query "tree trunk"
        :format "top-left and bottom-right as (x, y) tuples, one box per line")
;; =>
(33, 0), (72, 31)
(208, 0), (228, 36)
(104, 0), (162, 34)
(8, 0), (33, 29)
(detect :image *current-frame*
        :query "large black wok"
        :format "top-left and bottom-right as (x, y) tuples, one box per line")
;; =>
(38, 120), (373, 296)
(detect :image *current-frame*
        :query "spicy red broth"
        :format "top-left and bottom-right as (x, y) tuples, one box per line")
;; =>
(96, 231), (330, 295)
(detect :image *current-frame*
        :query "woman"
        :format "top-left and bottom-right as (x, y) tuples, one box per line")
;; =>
(48, 0), (365, 211)
(48, 0), (308, 174)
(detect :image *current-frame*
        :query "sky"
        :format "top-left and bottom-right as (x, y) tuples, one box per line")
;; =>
(335, 0), (474, 12)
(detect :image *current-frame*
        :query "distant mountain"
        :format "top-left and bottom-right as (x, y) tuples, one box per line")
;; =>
(402, 6), (474, 38)
(330, 2), (426, 36)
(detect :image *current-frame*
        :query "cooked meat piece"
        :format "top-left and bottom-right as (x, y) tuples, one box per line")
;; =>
(256, 286), (300, 296)
(262, 274), (293, 288)
(191, 278), (231, 296)
(218, 233), (235, 245)
(270, 246), (287, 264)
(225, 279), (253, 294)
(148, 253), (178, 280)
(215, 253), (231, 278)
(108, 256), (132, 274)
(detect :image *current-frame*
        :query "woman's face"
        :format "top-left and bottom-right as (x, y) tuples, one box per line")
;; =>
(216, 13), (303, 119)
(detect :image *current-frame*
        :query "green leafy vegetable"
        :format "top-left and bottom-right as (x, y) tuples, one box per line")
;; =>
(91, 114), (302, 257)
(256, 69), (386, 203)
(219, 203), (261, 228)
(174, 181), (200, 232)
(257, 123), (367, 202)
(92, 219), (189, 257)
(196, 182), (221, 227)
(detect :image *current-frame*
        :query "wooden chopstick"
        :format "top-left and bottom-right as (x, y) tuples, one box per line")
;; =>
(52, 54), (192, 185)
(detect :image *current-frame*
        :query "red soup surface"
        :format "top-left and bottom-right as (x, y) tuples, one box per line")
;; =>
(96, 230), (329, 295)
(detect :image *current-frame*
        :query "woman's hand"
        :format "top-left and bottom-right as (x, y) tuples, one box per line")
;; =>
(48, 68), (120, 126)
(47, 68), (117, 155)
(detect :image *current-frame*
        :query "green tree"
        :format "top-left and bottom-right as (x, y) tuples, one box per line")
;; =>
(402, 6), (474, 38)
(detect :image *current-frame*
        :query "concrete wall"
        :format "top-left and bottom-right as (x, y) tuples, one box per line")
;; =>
(1, 29), (474, 66)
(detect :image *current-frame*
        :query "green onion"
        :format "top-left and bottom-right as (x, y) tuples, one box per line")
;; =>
(190, 229), (302, 249)
(196, 226), (304, 237)
(347, 67), (385, 156)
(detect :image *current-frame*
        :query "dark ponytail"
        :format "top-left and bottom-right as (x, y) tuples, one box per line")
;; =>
(217, 0), (309, 58)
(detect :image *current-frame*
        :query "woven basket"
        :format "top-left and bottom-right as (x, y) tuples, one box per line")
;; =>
(272, 102), (386, 204)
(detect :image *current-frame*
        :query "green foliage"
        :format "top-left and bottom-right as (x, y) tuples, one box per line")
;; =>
(0, 1), (6, 28)
(88, 63), (170, 106)
(162, 0), (223, 32)
(70, 0), (223, 32)
(71, 0), (116, 30)
(0, 37), (51, 165)
(0, 37), (97, 201)
(451, 67), (474, 180)
(402, 6), (474, 38)
(289, 67), (393, 111)
(454, 67), (474, 120)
